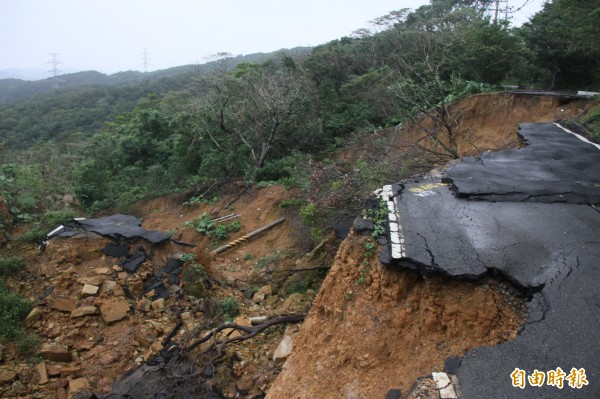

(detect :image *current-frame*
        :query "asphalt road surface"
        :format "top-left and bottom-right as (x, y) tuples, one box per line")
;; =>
(381, 123), (600, 398)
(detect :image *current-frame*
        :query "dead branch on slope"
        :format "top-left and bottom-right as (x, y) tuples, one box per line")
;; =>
(185, 313), (306, 355)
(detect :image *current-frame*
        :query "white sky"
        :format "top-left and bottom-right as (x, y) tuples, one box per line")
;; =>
(0, 0), (545, 74)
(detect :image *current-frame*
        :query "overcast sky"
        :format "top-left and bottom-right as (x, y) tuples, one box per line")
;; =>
(0, 0), (545, 74)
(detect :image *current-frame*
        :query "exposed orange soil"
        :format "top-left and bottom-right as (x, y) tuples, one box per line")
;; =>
(267, 232), (525, 399)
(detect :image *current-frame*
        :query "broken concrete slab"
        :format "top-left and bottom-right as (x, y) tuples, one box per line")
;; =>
(443, 123), (600, 205)
(382, 123), (600, 398)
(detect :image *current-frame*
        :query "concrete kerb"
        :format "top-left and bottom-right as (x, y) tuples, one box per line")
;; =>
(378, 184), (405, 259)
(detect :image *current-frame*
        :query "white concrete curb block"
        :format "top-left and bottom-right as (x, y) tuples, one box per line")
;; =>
(378, 185), (406, 259)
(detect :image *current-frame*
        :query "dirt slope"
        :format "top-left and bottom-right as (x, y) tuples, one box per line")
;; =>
(266, 232), (525, 399)
(338, 91), (590, 163)
(0, 185), (316, 398)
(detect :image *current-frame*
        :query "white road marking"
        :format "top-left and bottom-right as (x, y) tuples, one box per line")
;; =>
(554, 123), (600, 150)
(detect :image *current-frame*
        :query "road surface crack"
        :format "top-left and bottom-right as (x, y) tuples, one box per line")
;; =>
(416, 232), (437, 267)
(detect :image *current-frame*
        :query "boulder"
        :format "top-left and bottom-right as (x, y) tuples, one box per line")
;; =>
(0, 369), (17, 384)
(252, 285), (273, 303)
(68, 377), (90, 398)
(151, 298), (165, 312)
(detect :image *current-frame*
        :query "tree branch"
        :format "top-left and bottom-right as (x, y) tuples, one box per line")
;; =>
(185, 314), (306, 354)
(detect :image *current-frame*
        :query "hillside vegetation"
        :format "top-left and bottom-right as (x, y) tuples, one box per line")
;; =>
(0, 0), (598, 248)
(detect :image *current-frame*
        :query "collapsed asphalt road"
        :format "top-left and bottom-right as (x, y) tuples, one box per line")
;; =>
(380, 123), (600, 398)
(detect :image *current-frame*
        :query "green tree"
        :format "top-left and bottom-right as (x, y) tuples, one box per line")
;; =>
(520, 0), (600, 89)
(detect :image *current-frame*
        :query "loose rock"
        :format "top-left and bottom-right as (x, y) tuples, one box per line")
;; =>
(273, 335), (294, 362)
(0, 369), (18, 384)
(40, 343), (72, 362)
(68, 377), (90, 398)
(71, 306), (98, 318)
(100, 298), (130, 324)
(81, 284), (99, 297)
(48, 296), (77, 312)
(26, 306), (43, 327)
(36, 361), (49, 385)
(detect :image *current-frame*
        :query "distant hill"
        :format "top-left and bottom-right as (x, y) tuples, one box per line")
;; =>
(0, 67), (86, 81)
(0, 47), (312, 103)
(0, 47), (313, 150)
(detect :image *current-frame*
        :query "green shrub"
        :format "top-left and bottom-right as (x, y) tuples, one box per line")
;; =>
(218, 297), (240, 321)
(17, 333), (39, 358)
(0, 256), (26, 276)
(42, 210), (76, 229)
(182, 263), (208, 298)
(279, 198), (304, 208)
(299, 202), (318, 224)
(186, 213), (241, 242)
(184, 195), (220, 205)
(17, 224), (46, 243)
(0, 280), (32, 341)
(256, 252), (281, 270)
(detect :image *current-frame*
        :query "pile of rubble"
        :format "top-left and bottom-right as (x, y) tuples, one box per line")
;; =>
(0, 214), (315, 399)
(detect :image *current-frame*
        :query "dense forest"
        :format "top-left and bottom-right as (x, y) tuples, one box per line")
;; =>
(0, 0), (599, 238)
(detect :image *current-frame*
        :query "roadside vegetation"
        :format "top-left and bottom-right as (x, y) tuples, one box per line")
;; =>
(0, 0), (598, 349)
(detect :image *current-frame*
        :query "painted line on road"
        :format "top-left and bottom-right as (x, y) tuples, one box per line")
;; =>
(380, 185), (405, 259)
(554, 123), (600, 151)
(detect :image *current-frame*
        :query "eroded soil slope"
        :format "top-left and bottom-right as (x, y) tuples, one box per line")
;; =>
(267, 232), (526, 399)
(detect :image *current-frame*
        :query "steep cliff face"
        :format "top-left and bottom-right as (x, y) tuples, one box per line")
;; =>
(337, 92), (591, 165)
(267, 232), (526, 399)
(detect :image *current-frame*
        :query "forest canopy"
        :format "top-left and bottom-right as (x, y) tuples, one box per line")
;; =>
(0, 0), (598, 221)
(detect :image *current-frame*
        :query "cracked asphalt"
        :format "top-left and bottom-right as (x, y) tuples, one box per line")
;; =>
(383, 123), (600, 398)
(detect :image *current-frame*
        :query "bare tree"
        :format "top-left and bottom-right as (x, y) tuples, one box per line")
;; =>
(193, 56), (317, 182)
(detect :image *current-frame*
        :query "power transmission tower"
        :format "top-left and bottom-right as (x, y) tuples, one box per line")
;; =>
(490, 0), (510, 23)
(48, 53), (63, 89)
(141, 48), (150, 73)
